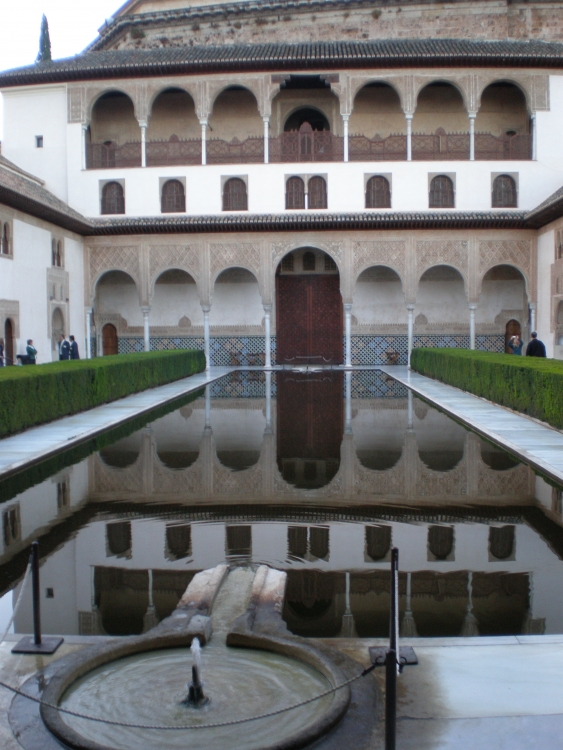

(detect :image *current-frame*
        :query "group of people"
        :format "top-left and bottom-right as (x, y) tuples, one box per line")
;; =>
(0, 336), (80, 366)
(507, 331), (546, 357)
(57, 334), (80, 361)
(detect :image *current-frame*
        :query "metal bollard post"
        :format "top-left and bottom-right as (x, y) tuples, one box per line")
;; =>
(12, 541), (64, 655)
(385, 648), (397, 750)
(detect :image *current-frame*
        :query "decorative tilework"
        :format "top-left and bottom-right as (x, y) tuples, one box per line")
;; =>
(352, 370), (408, 398)
(351, 335), (408, 365)
(476, 335), (505, 353)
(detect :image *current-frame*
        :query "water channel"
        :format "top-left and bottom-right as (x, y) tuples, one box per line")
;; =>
(1, 369), (562, 640)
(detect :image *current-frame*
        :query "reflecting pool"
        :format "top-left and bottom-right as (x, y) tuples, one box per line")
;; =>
(1, 370), (562, 639)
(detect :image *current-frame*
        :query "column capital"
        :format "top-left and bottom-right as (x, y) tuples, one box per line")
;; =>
(263, 303), (272, 314)
(201, 303), (211, 313)
(407, 303), (415, 311)
(85, 306), (93, 314)
(404, 112), (414, 121)
(468, 111), (477, 120)
(262, 115), (270, 123)
(468, 303), (477, 311)
(199, 118), (209, 127)
(341, 113), (350, 122)
(529, 301), (537, 310)
(343, 302), (353, 313)
(138, 120), (148, 129)
(141, 305), (150, 315)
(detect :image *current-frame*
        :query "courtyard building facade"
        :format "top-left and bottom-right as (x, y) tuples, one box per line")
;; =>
(2, 0), (563, 364)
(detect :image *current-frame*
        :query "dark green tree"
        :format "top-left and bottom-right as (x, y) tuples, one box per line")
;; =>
(36, 15), (52, 63)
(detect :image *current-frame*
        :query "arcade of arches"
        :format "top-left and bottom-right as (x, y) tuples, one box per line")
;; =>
(87, 232), (534, 364)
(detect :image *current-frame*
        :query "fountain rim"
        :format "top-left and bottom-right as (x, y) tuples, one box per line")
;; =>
(40, 630), (351, 750)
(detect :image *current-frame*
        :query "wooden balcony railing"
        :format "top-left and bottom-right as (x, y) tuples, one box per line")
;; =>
(86, 142), (142, 169)
(412, 132), (470, 161)
(269, 124), (344, 163)
(349, 134), (407, 161)
(146, 137), (201, 166)
(474, 133), (532, 160)
(206, 136), (264, 165)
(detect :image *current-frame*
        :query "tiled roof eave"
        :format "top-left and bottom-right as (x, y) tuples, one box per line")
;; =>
(3, 39), (563, 87)
(86, 211), (528, 236)
(0, 185), (93, 235)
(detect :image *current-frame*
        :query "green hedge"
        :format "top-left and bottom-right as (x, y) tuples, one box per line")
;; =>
(410, 348), (563, 429)
(0, 350), (205, 438)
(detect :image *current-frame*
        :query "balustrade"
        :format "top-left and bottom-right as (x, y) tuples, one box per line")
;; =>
(206, 136), (264, 165)
(269, 124), (344, 163)
(349, 134), (407, 161)
(474, 133), (532, 161)
(86, 142), (142, 169)
(146, 137), (201, 167)
(412, 132), (470, 161)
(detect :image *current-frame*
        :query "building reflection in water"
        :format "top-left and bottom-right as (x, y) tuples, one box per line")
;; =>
(0, 370), (560, 640)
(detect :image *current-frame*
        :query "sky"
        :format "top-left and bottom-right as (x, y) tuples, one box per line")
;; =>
(0, 0), (123, 137)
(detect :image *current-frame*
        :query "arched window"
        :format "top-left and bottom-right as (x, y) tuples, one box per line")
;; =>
(51, 238), (57, 266)
(428, 525), (454, 560)
(365, 525), (391, 561)
(101, 182), (125, 215)
(429, 175), (454, 208)
(1, 223), (10, 255)
(302, 251), (316, 271)
(492, 175), (517, 208)
(161, 179), (186, 213)
(222, 178), (247, 211)
(286, 176), (305, 209)
(55, 240), (63, 267)
(365, 176), (391, 208)
(489, 526), (515, 560)
(281, 253), (294, 272)
(106, 521), (131, 557)
(308, 176), (327, 209)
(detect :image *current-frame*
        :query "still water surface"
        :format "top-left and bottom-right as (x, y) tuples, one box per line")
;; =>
(1, 370), (562, 639)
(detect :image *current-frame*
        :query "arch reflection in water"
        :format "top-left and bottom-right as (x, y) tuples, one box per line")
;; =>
(99, 433), (143, 468)
(276, 371), (342, 489)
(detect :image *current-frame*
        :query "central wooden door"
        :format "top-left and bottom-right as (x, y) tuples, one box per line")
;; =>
(276, 275), (342, 364)
(102, 324), (118, 356)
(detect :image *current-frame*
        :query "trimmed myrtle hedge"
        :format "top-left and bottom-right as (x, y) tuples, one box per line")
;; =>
(0, 350), (205, 438)
(411, 348), (563, 429)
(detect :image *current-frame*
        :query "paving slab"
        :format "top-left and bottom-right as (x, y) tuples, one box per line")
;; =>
(381, 366), (563, 486)
(0, 368), (230, 480)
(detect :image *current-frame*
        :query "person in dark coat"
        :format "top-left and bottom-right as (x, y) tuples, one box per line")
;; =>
(525, 332), (547, 358)
(69, 335), (80, 360)
(26, 340), (37, 365)
(59, 335), (70, 361)
(0, 338), (4, 367)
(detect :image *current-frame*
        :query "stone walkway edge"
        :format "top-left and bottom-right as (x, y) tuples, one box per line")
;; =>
(0, 367), (230, 480)
(381, 365), (563, 487)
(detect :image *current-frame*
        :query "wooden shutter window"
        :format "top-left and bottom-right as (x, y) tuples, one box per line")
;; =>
(166, 523), (192, 559)
(428, 525), (454, 560)
(101, 182), (125, 215)
(1, 223), (10, 255)
(308, 176), (327, 209)
(303, 250), (316, 271)
(281, 253), (295, 272)
(429, 175), (454, 208)
(489, 525), (515, 560)
(365, 176), (391, 208)
(161, 179), (186, 213)
(286, 176), (305, 209)
(492, 175), (517, 208)
(222, 178), (248, 211)
(106, 521), (132, 556)
(366, 525), (392, 561)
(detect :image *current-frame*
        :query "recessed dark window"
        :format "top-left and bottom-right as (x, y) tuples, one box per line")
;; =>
(35, 136), (43, 148)
(429, 175), (454, 208)
(286, 176), (305, 209)
(222, 178), (247, 211)
(302, 251), (316, 271)
(161, 179), (186, 213)
(365, 176), (391, 208)
(492, 175), (517, 208)
(308, 176), (327, 209)
(101, 182), (125, 215)
(281, 253), (294, 271)
(46, 588), (54, 598)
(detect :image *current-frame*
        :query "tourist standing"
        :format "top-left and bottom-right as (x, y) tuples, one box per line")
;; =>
(525, 332), (547, 358)
(26, 339), (37, 364)
(0, 337), (4, 367)
(507, 335), (523, 355)
(59, 335), (70, 361)
(69, 335), (80, 360)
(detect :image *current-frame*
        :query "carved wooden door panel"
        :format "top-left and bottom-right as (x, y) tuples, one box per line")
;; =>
(102, 324), (118, 356)
(276, 275), (342, 364)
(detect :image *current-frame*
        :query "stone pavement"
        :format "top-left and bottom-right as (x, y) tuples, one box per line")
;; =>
(381, 366), (563, 486)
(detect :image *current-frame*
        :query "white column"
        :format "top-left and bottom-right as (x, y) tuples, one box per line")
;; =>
(263, 304), (272, 368)
(200, 119), (208, 165)
(530, 302), (537, 333)
(469, 304), (477, 350)
(407, 304), (415, 367)
(202, 304), (210, 369)
(85, 307), (92, 359)
(265, 371), (272, 431)
(141, 306), (150, 351)
(407, 389), (414, 430)
(140, 121), (147, 168)
(205, 385), (211, 428)
(82, 124), (88, 170)
(531, 112), (537, 160)
(345, 370), (352, 434)
(344, 303), (352, 368)
(406, 114), (413, 162)
(263, 116), (270, 164)
(342, 114), (349, 163)
(469, 113), (476, 161)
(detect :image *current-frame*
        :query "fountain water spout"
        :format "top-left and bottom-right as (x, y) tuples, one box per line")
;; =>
(183, 637), (209, 707)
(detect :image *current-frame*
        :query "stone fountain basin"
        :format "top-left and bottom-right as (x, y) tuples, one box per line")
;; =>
(39, 630), (351, 750)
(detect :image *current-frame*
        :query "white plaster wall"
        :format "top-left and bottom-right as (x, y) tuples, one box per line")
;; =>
(476, 280), (526, 324)
(64, 237), (86, 352)
(209, 407), (266, 452)
(352, 280), (407, 324)
(537, 228), (555, 357)
(151, 282), (203, 326)
(210, 281), (263, 324)
(97, 280), (143, 326)
(415, 279), (467, 323)
(2, 86), (68, 201)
